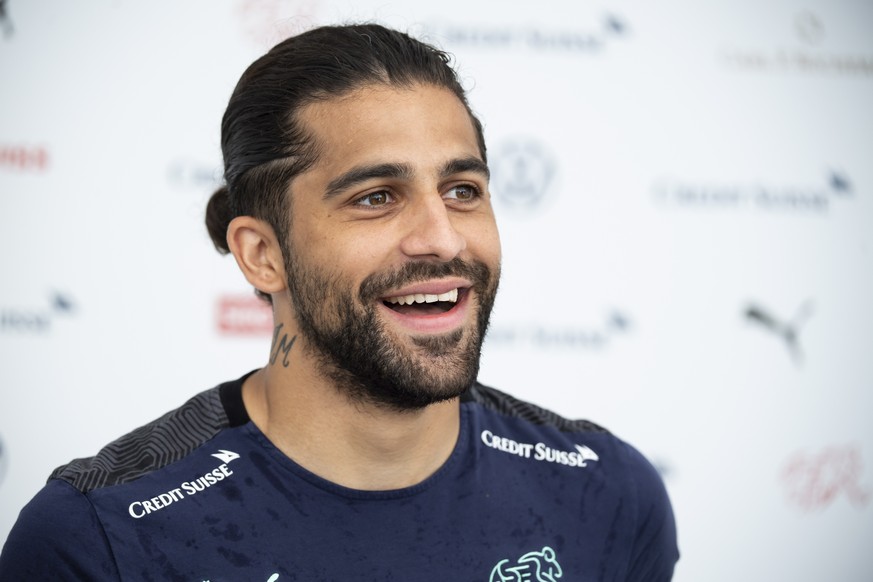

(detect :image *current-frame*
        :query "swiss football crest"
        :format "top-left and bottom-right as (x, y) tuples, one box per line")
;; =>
(491, 139), (557, 214)
(490, 546), (563, 582)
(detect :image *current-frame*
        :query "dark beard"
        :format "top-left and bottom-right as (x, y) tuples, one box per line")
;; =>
(285, 255), (499, 411)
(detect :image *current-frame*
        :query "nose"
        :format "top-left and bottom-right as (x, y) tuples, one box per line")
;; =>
(398, 195), (466, 261)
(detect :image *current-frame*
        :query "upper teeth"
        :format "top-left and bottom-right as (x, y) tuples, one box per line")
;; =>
(385, 289), (459, 306)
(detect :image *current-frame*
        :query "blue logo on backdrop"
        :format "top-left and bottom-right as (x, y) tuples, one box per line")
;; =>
(424, 14), (629, 54)
(167, 159), (222, 190)
(721, 11), (873, 76)
(0, 292), (77, 333)
(652, 457), (676, 480)
(488, 310), (631, 350)
(653, 170), (854, 214)
(491, 139), (558, 214)
(794, 11), (825, 46)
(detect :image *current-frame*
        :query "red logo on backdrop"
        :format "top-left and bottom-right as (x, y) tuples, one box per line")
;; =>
(216, 295), (272, 336)
(781, 444), (870, 511)
(236, 0), (323, 47)
(0, 145), (49, 172)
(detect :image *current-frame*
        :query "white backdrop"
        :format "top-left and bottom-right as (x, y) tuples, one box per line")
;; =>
(2, 1), (872, 580)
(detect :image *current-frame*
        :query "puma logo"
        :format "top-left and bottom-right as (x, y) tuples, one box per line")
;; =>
(744, 300), (814, 363)
(0, 0), (12, 38)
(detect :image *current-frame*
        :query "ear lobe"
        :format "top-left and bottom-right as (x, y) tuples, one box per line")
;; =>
(226, 216), (287, 295)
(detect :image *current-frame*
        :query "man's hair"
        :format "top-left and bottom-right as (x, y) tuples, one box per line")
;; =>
(205, 23), (487, 301)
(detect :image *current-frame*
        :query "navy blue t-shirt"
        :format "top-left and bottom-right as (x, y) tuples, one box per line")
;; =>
(0, 374), (678, 581)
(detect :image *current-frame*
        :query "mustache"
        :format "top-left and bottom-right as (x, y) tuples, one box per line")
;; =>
(358, 258), (494, 302)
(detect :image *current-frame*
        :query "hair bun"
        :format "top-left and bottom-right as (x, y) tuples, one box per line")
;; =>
(205, 186), (233, 254)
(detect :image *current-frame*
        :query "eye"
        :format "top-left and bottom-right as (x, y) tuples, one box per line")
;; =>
(354, 190), (393, 207)
(444, 184), (480, 202)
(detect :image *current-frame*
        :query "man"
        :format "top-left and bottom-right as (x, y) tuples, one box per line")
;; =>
(0, 24), (678, 580)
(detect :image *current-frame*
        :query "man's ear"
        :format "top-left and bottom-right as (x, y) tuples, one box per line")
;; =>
(226, 216), (287, 295)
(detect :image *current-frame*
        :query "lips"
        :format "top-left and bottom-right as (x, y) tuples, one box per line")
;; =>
(359, 259), (491, 334)
(378, 283), (471, 334)
(384, 288), (459, 307)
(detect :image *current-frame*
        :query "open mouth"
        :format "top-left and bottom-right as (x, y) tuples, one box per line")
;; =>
(382, 288), (461, 316)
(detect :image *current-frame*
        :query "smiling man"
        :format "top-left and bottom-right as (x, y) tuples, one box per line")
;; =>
(0, 24), (678, 580)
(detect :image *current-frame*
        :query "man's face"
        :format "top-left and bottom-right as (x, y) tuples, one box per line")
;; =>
(282, 83), (501, 410)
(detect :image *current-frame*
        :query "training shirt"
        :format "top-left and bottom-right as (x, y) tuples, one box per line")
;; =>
(0, 373), (678, 581)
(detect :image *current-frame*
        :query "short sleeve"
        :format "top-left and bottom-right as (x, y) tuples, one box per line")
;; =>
(0, 479), (121, 580)
(621, 441), (680, 581)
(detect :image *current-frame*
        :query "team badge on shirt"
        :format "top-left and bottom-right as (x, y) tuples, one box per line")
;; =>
(490, 546), (563, 582)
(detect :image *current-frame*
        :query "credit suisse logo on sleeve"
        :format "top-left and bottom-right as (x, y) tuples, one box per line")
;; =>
(127, 450), (241, 519)
(480, 430), (599, 468)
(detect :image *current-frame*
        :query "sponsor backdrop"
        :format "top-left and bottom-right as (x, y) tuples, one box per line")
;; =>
(1, 0), (871, 579)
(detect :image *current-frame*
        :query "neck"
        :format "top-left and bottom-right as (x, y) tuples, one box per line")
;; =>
(242, 360), (461, 491)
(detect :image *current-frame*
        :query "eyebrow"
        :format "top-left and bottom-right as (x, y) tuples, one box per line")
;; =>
(323, 163), (413, 200)
(440, 157), (490, 181)
(322, 156), (490, 200)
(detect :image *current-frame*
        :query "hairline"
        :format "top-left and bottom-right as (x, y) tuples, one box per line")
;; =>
(269, 80), (485, 240)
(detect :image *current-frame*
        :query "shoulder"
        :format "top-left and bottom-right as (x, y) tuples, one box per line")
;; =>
(50, 373), (250, 493)
(1, 374), (254, 578)
(463, 381), (610, 434)
(0, 479), (121, 579)
(595, 431), (679, 579)
(463, 382), (646, 479)
(618, 438), (679, 579)
(465, 382), (679, 577)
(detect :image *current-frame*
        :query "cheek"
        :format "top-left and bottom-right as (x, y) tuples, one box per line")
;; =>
(343, 227), (395, 266)
(292, 215), (351, 258)
(464, 215), (502, 265)
(303, 225), (395, 282)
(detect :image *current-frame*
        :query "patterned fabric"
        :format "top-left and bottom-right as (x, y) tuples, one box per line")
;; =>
(464, 382), (610, 434)
(50, 388), (228, 492)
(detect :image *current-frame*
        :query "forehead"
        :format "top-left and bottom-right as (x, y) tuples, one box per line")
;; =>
(296, 83), (483, 178)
